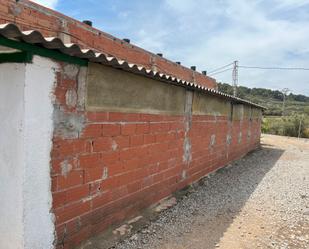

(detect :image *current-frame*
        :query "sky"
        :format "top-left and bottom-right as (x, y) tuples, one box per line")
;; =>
(32, 0), (309, 95)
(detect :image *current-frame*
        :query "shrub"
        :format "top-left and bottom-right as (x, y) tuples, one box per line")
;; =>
(262, 115), (309, 138)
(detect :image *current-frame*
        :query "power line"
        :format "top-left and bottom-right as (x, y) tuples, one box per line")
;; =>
(208, 67), (233, 76)
(208, 62), (234, 74)
(239, 65), (309, 71)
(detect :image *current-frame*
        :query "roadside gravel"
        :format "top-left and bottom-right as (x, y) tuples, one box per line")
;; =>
(114, 135), (309, 249)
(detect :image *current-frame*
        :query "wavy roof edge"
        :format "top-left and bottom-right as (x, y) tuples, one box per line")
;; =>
(0, 23), (265, 110)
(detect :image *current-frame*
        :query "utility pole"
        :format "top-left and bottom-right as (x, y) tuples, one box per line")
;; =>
(232, 60), (238, 97)
(281, 88), (290, 116)
(298, 115), (303, 139)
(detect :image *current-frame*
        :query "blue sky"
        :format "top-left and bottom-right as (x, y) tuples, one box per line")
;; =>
(33, 0), (309, 95)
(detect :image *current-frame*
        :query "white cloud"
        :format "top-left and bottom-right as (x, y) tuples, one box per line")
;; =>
(129, 0), (309, 94)
(44, 0), (309, 94)
(274, 0), (309, 8)
(31, 0), (59, 9)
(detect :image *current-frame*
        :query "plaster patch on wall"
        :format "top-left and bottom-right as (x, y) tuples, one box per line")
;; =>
(61, 160), (72, 177)
(238, 132), (242, 144)
(183, 91), (193, 164)
(111, 140), (118, 151)
(210, 134), (216, 148)
(183, 137), (192, 163)
(247, 129), (252, 140)
(65, 88), (77, 108)
(102, 167), (109, 180)
(181, 170), (187, 180)
(63, 64), (79, 79)
(226, 134), (232, 145)
(53, 107), (85, 139)
(77, 66), (88, 111)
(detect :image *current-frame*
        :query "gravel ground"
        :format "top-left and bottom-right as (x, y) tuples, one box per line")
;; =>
(114, 134), (309, 249)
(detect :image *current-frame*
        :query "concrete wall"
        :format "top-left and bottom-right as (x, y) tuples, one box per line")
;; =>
(50, 63), (262, 249)
(87, 63), (186, 114)
(0, 56), (57, 249)
(192, 92), (232, 117)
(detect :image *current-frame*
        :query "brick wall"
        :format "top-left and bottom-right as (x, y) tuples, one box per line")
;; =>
(0, 1), (262, 248)
(51, 62), (261, 249)
(0, 0), (216, 88)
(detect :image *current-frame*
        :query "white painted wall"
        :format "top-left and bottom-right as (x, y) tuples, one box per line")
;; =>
(0, 56), (57, 249)
(23, 56), (57, 249)
(0, 63), (26, 249)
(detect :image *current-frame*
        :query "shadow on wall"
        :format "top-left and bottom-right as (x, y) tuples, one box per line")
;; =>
(169, 145), (285, 249)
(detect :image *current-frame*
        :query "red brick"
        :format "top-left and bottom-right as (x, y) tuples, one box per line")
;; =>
(169, 122), (184, 130)
(108, 161), (126, 176)
(140, 114), (162, 122)
(135, 123), (149, 134)
(121, 124), (136, 135)
(125, 113), (141, 122)
(87, 112), (108, 122)
(51, 159), (63, 176)
(89, 181), (102, 195)
(51, 176), (58, 192)
(130, 135), (144, 147)
(53, 191), (66, 209)
(84, 167), (105, 183)
(113, 136), (130, 149)
(91, 191), (112, 209)
(79, 154), (102, 168)
(111, 185), (128, 200)
(66, 185), (90, 204)
(93, 137), (113, 152)
(108, 112), (127, 122)
(108, 112), (140, 122)
(81, 124), (102, 138)
(100, 177), (116, 190)
(144, 134), (156, 144)
(102, 124), (121, 136)
(52, 139), (88, 158)
(156, 132), (176, 143)
(64, 226), (92, 249)
(127, 180), (142, 194)
(134, 146), (149, 158)
(150, 123), (170, 133)
(55, 200), (91, 224)
(125, 158), (143, 170)
(101, 151), (119, 164)
(57, 170), (84, 190)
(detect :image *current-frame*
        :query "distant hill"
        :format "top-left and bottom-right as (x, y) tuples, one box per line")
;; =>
(217, 83), (309, 116)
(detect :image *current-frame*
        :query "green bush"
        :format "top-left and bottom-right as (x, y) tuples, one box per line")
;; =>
(262, 115), (309, 138)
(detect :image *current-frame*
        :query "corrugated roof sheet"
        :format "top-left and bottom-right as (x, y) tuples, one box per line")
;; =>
(0, 23), (265, 109)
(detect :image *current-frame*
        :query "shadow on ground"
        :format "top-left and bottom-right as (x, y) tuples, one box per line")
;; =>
(176, 145), (286, 249)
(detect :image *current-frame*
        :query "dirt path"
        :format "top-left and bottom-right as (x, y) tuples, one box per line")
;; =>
(115, 135), (309, 249)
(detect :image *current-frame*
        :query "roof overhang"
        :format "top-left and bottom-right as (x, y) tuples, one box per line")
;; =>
(0, 23), (266, 110)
